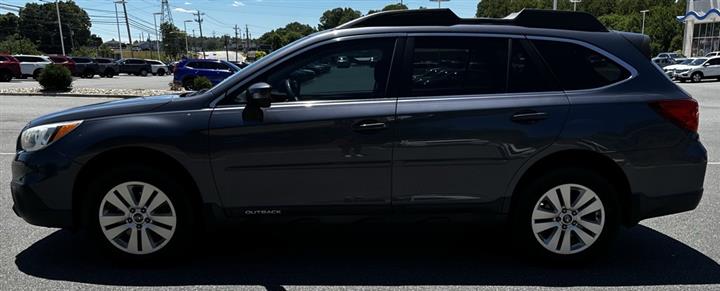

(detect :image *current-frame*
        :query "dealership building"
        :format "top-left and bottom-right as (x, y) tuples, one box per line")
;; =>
(679, 0), (720, 57)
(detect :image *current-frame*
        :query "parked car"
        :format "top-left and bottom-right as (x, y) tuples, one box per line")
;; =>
(145, 59), (169, 76)
(11, 9), (707, 262)
(70, 57), (99, 78)
(173, 58), (240, 90)
(116, 58), (151, 76)
(94, 58), (119, 78)
(674, 56), (720, 82)
(0, 54), (21, 82)
(652, 52), (687, 68)
(705, 51), (720, 57)
(663, 58), (695, 79)
(48, 55), (77, 75)
(13, 55), (52, 79)
(228, 61), (249, 69)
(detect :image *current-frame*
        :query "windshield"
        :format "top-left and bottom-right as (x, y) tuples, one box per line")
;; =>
(679, 59), (693, 65)
(690, 58), (707, 66)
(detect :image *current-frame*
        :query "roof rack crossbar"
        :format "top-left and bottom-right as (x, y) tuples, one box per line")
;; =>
(336, 8), (608, 33)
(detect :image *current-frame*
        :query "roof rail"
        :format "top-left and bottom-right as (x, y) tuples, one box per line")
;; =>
(336, 8), (608, 32)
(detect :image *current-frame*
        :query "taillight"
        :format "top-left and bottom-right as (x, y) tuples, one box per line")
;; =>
(650, 99), (699, 133)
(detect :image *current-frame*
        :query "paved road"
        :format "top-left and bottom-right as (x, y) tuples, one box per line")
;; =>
(0, 82), (718, 290)
(0, 74), (174, 90)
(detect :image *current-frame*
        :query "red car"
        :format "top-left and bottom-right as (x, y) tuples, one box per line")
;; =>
(48, 55), (77, 75)
(0, 54), (21, 82)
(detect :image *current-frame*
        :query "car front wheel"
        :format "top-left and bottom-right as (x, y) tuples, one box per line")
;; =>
(87, 165), (193, 260)
(691, 72), (703, 83)
(513, 168), (618, 262)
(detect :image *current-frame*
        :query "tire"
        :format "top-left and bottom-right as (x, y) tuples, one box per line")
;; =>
(157, 69), (165, 76)
(182, 77), (195, 90)
(691, 72), (703, 83)
(33, 69), (43, 80)
(512, 167), (619, 263)
(0, 70), (12, 82)
(140, 69), (148, 77)
(84, 70), (95, 79)
(104, 69), (115, 78)
(84, 164), (195, 261)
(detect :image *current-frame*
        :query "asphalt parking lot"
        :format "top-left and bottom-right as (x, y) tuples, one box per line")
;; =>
(0, 74), (174, 90)
(0, 82), (718, 290)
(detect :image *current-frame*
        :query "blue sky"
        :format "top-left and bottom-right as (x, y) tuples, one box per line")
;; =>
(3, 0), (481, 43)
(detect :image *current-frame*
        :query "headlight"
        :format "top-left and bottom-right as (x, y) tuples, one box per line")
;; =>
(20, 120), (82, 152)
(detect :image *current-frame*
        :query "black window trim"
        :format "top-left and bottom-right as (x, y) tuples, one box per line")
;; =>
(526, 35), (638, 93)
(211, 33), (405, 108)
(397, 32), (562, 99)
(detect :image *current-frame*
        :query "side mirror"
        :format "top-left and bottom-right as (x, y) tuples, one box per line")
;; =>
(246, 82), (272, 108)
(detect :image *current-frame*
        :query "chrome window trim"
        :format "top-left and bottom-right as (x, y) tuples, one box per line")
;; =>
(209, 33), (406, 108)
(212, 97), (398, 111)
(525, 35), (639, 94)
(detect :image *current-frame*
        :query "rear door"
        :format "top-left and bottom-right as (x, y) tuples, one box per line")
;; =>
(392, 35), (569, 212)
(707, 58), (720, 76)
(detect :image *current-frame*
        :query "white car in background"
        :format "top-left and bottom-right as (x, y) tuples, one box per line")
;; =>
(663, 58), (696, 79)
(705, 51), (719, 57)
(13, 55), (52, 79)
(675, 57), (720, 82)
(145, 59), (169, 76)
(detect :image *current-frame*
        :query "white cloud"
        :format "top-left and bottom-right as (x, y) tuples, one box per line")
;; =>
(232, 1), (245, 7)
(174, 7), (196, 13)
(184, 1), (192, 5)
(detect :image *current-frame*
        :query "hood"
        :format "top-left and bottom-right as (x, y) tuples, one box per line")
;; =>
(27, 95), (176, 128)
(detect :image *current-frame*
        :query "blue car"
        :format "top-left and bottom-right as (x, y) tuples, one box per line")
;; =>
(173, 59), (240, 90)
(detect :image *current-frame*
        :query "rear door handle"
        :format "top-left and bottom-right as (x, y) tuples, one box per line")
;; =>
(511, 111), (548, 123)
(353, 121), (388, 132)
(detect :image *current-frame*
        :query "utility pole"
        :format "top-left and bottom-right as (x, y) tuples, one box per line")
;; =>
(224, 35), (229, 61)
(193, 10), (205, 59)
(570, 0), (582, 11)
(114, 1), (124, 58)
(160, 0), (173, 24)
(116, 0), (133, 57)
(245, 24), (249, 53)
(184, 20), (192, 55)
(641, 10), (650, 35)
(553, 0), (557, 10)
(54, 0), (65, 55)
(153, 12), (162, 59)
(234, 25), (240, 62)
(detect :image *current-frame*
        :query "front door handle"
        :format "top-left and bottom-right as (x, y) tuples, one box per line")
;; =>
(353, 121), (387, 132)
(511, 111), (548, 124)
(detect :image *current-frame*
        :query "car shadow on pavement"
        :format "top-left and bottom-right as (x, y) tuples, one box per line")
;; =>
(15, 224), (720, 288)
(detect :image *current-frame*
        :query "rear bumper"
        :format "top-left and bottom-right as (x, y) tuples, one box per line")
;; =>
(628, 189), (703, 224)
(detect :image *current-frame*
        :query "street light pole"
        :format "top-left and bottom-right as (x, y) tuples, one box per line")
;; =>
(114, 2), (123, 58)
(553, 0), (557, 10)
(55, 0), (65, 55)
(641, 10), (650, 35)
(153, 12), (162, 59)
(570, 0), (582, 11)
(429, 0), (449, 8)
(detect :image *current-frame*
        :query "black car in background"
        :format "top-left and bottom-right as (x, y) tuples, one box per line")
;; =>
(116, 58), (151, 76)
(70, 57), (99, 79)
(94, 58), (119, 78)
(11, 9), (707, 262)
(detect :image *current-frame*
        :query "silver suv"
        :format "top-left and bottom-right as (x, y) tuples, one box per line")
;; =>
(675, 56), (720, 82)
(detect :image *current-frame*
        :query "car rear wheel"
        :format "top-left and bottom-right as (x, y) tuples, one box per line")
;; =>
(86, 165), (194, 260)
(182, 77), (195, 90)
(33, 69), (43, 80)
(513, 168), (618, 263)
(140, 69), (148, 77)
(157, 69), (165, 76)
(0, 70), (12, 82)
(104, 69), (115, 78)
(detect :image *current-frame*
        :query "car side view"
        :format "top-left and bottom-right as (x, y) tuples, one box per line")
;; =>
(674, 56), (720, 82)
(11, 9), (707, 262)
(173, 58), (241, 90)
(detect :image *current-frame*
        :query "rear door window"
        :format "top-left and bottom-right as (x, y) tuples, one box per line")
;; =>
(532, 40), (631, 90)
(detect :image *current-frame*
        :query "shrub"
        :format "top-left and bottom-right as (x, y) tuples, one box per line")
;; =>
(38, 64), (73, 91)
(192, 76), (213, 90)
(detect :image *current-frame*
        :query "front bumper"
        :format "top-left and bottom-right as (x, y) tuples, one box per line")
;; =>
(10, 150), (81, 229)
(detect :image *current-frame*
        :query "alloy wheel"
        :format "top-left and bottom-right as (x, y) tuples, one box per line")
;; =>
(98, 181), (177, 255)
(530, 183), (605, 255)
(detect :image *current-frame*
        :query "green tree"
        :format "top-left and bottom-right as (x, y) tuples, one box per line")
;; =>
(17, 1), (92, 54)
(259, 22), (315, 50)
(160, 22), (186, 58)
(0, 13), (19, 40)
(71, 46), (95, 57)
(97, 44), (114, 58)
(318, 7), (362, 30)
(0, 35), (41, 54)
(368, 3), (408, 14)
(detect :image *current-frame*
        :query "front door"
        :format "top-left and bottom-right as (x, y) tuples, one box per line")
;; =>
(209, 37), (400, 215)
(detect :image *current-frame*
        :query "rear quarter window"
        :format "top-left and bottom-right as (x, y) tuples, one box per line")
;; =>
(532, 40), (631, 90)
